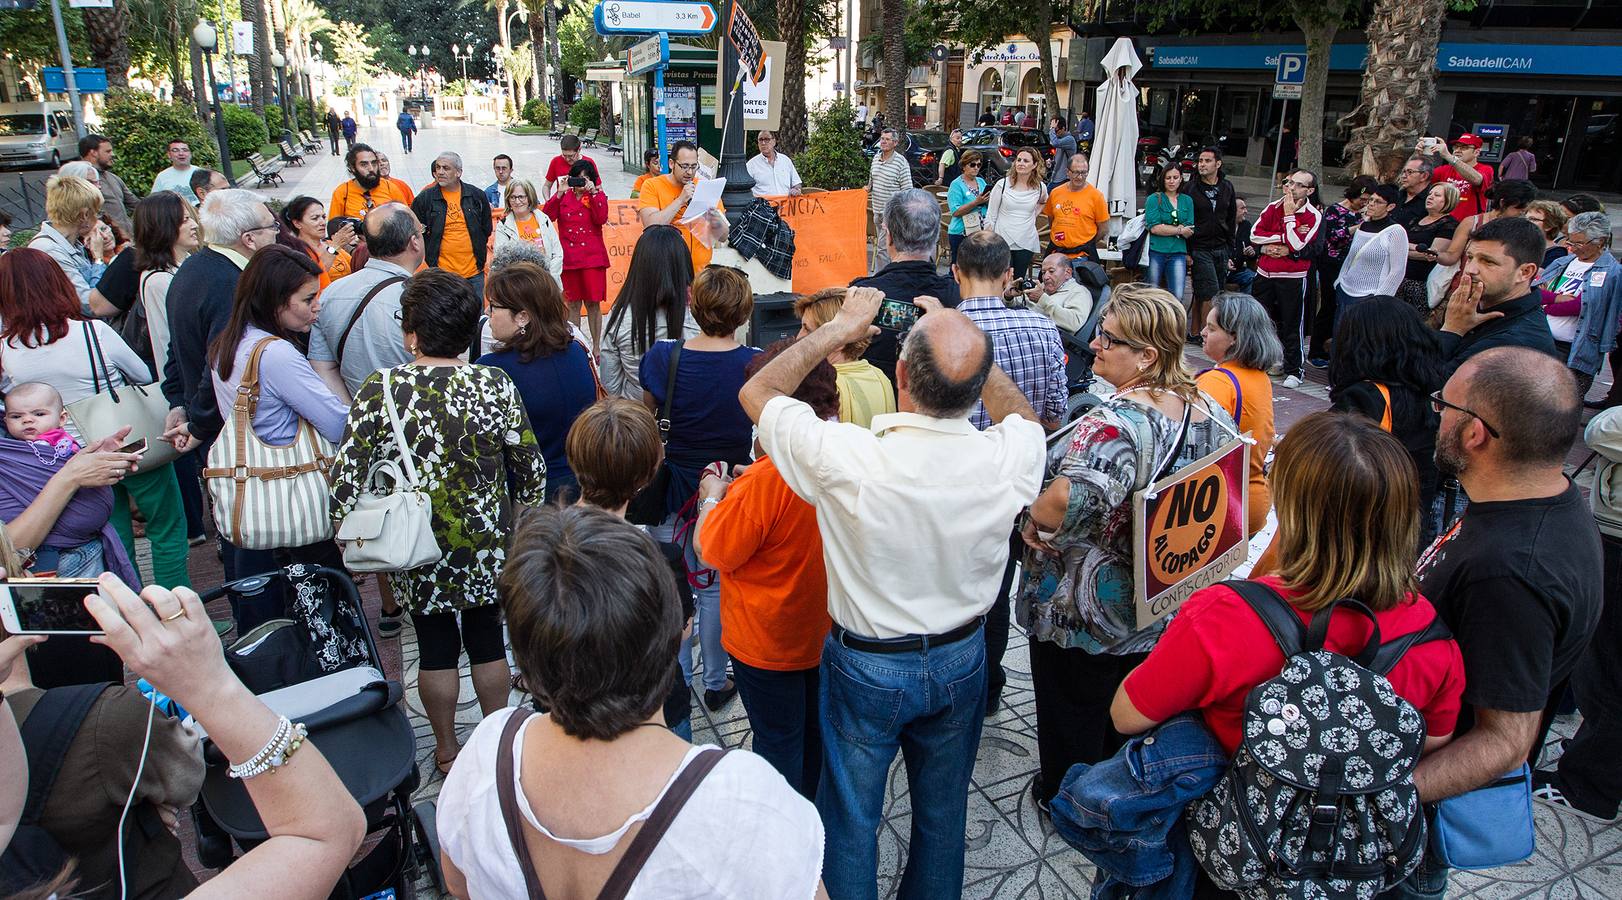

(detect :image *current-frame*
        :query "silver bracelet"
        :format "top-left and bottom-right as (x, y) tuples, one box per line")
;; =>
(229, 716), (301, 780)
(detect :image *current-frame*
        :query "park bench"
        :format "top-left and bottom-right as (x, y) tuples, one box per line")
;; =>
(279, 139), (306, 165)
(244, 152), (285, 187)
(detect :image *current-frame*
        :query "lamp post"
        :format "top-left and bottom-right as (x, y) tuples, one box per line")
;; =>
(270, 51), (292, 140)
(408, 45), (428, 99)
(192, 21), (234, 184)
(451, 43), (473, 83)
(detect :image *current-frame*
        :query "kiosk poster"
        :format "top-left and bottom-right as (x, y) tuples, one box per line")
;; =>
(1132, 437), (1249, 628)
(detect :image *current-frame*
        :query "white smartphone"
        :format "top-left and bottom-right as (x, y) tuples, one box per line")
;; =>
(0, 578), (105, 635)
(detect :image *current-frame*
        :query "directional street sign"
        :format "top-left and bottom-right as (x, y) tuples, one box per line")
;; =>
(627, 33), (668, 77)
(593, 0), (716, 36)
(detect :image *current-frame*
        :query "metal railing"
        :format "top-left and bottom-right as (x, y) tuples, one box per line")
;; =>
(0, 173), (47, 235)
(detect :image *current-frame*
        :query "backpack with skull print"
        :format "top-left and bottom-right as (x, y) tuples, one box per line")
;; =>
(1187, 580), (1452, 899)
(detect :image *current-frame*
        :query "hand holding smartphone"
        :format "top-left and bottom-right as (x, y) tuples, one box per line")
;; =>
(0, 578), (105, 635)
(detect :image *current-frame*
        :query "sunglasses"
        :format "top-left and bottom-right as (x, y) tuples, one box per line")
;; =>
(1429, 390), (1500, 439)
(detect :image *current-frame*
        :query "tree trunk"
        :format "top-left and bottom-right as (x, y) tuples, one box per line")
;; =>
(81, 3), (132, 90)
(191, 39), (211, 122)
(527, 5), (549, 105)
(880, 0), (906, 128)
(1033, 24), (1060, 129)
(497, 0), (511, 48)
(1294, 18), (1337, 177)
(598, 81), (614, 139)
(547, 3), (563, 104)
(776, 0), (808, 153)
(168, 0), (191, 102)
(1342, 0), (1447, 179)
(239, 0), (266, 113)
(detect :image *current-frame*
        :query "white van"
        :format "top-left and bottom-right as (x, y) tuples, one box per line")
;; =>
(0, 102), (80, 170)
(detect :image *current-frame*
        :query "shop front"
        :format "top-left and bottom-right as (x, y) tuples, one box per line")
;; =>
(960, 37), (1069, 128)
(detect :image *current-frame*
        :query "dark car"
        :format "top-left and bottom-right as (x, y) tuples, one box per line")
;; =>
(861, 130), (955, 187)
(959, 126), (1056, 184)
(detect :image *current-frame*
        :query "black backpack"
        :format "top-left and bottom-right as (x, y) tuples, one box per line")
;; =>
(1187, 581), (1451, 899)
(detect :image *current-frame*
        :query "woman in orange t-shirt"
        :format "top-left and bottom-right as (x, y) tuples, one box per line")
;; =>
(694, 340), (837, 799)
(1196, 291), (1283, 535)
(279, 196), (357, 290)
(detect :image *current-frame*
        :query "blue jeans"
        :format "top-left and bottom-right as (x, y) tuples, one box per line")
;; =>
(400, 129), (413, 152)
(31, 539), (105, 577)
(1379, 846), (1449, 899)
(817, 626), (986, 900)
(678, 537), (729, 692)
(733, 659), (821, 799)
(1147, 250), (1188, 304)
(1334, 286), (1376, 331)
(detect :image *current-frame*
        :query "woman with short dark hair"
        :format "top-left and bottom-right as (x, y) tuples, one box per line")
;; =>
(599, 225), (700, 399)
(478, 261), (599, 502)
(566, 398), (664, 514)
(638, 265), (760, 711)
(435, 505), (825, 898)
(131, 191), (201, 377)
(329, 268), (546, 773)
(543, 161), (612, 350)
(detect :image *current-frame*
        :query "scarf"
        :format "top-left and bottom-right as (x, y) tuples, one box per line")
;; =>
(0, 435), (140, 586)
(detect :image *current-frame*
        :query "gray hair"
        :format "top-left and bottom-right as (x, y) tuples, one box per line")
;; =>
(363, 203), (419, 258)
(58, 160), (99, 183)
(1568, 211), (1613, 246)
(884, 188), (942, 257)
(1210, 291), (1284, 372)
(434, 151), (464, 173)
(199, 188), (269, 245)
(489, 239), (551, 276)
(1405, 156), (1435, 177)
(881, 127), (900, 142)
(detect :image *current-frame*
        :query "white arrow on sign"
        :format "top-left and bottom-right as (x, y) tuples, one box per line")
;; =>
(595, 0), (716, 35)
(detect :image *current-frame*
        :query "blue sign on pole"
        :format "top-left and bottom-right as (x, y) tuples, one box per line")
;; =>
(1274, 53), (1307, 85)
(42, 67), (108, 94)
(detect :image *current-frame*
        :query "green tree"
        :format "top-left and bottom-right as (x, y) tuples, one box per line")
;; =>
(330, 19), (379, 96)
(101, 90), (221, 191)
(930, 1), (1062, 126)
(80, 0), (133, 89)
(221, 103), (270, 156)
(797, 97), (869, 189)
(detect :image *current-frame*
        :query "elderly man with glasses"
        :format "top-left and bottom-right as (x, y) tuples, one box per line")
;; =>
(411, 151), (495, 296)
(1391, 157), (1436, 229)
(638, 139), (729, 271)
(747, 131), (802, 197)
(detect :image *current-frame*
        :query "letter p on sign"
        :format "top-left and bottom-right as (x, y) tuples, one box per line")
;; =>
(1275, 53), (1307, 85)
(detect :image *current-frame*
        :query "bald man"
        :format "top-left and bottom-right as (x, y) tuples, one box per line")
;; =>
(740, 285), (1046, 898)
(1022, 252), (1094, 334)
(1406, 347), (1601, 894)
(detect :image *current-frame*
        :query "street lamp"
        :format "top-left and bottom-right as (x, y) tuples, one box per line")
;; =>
(192, 21), (234, 184)
(408, 45), (429, 99)
(451, 42), (473, 83)
(270, 51), (292, 140)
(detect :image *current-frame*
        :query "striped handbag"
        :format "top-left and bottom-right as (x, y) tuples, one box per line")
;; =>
(204, 336), (335, 550)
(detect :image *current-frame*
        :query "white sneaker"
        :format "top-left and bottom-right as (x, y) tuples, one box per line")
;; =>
(1282, 375), (1302, 389)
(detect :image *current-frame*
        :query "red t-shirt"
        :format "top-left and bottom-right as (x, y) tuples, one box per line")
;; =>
(1433, 162), (1493, 221)
(545, 154), (601, 187)
(1122, 577), (1465, 756)
(698, 456), (831, 671)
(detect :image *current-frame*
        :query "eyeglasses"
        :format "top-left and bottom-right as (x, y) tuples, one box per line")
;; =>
(246, 223), (279, 236)
(1562, 234), (1600, 248)
(1096, 328), (1144, 351)
(1429, 390), (1500, 439)
(674, 162), (700, 171)
(1286, 179), (1314, 189)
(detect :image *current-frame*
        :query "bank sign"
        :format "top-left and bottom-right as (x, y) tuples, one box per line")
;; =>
(1148, 41), (1618, 79)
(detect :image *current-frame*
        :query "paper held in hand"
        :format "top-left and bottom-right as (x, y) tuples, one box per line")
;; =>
(680, 177), (727, 224)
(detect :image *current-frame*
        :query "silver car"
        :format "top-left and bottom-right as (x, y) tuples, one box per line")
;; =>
(0, 103), (79, 170)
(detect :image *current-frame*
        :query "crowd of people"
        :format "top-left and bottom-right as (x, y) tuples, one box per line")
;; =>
(0, 117), (1616, 900)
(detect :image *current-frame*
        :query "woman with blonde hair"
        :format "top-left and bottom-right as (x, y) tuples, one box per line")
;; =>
(1017, 283), (1235, 812)
(1398, 182), (1460, 310)
(986, 146), (1048, 278)
(794, 287), (896, 427)
(28, 174), (116, 310)
(493, 178), (564, 281)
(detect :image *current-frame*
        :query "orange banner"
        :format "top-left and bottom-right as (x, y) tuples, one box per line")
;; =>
(600, 188), (870, 304)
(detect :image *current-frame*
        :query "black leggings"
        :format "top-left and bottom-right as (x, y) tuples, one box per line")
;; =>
(411, 604), (506, 670)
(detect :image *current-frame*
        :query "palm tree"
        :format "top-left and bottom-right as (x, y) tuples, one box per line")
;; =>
(775, 0), (809, 153)
(1342, 0), (1449, 179)
(81, 0), (132, 90)
(281, 0), (336, 121)
(238, 0), (272, 113)
(524, 0), (551, 108)
(879, 0), (907, 128)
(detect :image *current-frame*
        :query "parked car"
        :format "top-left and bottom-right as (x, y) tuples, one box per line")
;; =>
(959, 126), (1056, 184)
(861, 130), (955, 187)
(0, 102), (78, 170)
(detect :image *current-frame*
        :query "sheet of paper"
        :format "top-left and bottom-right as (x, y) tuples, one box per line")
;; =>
(680, 177), (726, 224)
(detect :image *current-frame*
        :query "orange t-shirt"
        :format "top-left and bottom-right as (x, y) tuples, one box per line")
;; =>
(435, 187), (479, 277)
(1042, 182), (1110, 255)
(1197, 363), (1274, 536)
(306, 245), (354, 290)
(632, 172), (655, 196)
(328, 179), (407, 219)
(699, 456), (830, 671)
(638, 175), (723, 271)
(389, 177), (415, 205)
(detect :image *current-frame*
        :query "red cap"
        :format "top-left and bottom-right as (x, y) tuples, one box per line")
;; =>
(1453, 133), (1484, 148)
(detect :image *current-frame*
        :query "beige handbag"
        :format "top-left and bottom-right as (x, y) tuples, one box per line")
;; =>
(65, 321), (180, 473)
(203, 337), (335, 550)
(334, 369), (441, 573)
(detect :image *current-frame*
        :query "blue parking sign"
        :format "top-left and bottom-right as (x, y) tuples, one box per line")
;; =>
(1275, 53), (1307, 85)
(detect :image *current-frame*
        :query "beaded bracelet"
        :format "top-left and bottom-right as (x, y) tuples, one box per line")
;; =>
(228, 717), (308, 779)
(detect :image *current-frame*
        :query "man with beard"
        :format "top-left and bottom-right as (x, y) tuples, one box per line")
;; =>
(329, 143), (411, 220)
(1402, 345), (1602, 897)
(1436, 216), (1558, 377)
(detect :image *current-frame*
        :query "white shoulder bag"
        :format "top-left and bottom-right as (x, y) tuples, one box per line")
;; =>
(334, 369), (442, 573)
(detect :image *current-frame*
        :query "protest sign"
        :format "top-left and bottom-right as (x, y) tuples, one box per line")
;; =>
(1132, 437), (1249, 627)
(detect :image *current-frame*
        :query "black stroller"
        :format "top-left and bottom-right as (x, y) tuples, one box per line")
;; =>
(191, 564), (442, 898)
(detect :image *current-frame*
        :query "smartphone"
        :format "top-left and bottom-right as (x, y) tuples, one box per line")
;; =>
(118, 438), (148, 455)
(0, 578), (104, 635)
(874, 297), (921, 333)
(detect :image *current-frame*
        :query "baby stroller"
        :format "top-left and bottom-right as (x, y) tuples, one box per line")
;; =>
(190, 564), (441, 898)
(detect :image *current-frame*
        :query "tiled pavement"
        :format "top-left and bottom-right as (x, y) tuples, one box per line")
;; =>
(152, 122), (1622, 897)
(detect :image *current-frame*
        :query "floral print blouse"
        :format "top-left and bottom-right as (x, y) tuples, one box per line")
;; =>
(330, 364), (546, 614)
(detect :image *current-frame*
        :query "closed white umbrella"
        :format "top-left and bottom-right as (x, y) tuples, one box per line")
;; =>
(1088, 37), (1142, 244)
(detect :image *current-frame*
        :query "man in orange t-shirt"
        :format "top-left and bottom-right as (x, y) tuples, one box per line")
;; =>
(638, 140), (728, 271)
(1042, 154), (1110, 258)
(376, 151), (415, 205)
(329, 143), (409, 220)
(694, 346), (836, 798)
(410, 151), (494, 293)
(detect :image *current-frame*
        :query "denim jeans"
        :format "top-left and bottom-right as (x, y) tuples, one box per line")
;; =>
(817, 627), (986, 900)
(1147, 250), (1188, 304)
(30, 539), (106, 578)
(1379, 846), (1449, 899)
(678, 537), (729, 692)
(733, 659), (821, 799)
